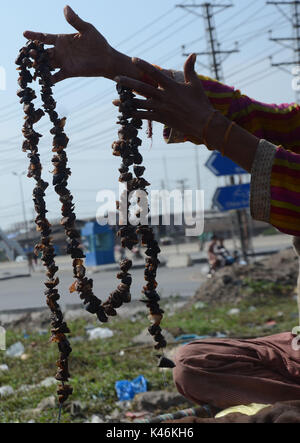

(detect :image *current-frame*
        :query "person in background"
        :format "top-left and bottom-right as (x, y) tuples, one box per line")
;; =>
(26, 251), (34, 274)
(218, 237), (235, 267)
(207, 235), (220, 276)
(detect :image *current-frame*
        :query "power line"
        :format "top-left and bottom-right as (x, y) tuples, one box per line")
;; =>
(267, 0), (300, 100)
(178, 2), (253, 261)
(227, 47), (285, 79)
(0, 13), (201, 153)
(0, 3), (186, 119)
(218, 2), (274, 40)
(178, 2), (239, 81)
(239, 67), (279, 89)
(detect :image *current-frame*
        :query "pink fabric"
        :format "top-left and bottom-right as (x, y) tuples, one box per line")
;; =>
(173, 333), (300, 409)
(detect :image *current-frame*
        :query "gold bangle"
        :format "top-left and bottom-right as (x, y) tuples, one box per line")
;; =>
(202, 110), (219, 148)
(221, 121), (236, 157)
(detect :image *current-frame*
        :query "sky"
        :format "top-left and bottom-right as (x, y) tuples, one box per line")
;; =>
(0, 0), (297, 230)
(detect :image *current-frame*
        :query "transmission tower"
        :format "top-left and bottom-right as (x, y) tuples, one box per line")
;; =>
(267, 1), (300, 101)
(176, 2), (239, 81)
(176, 2), (250, 261)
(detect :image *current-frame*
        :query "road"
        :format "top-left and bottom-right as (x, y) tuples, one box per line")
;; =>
(0, 234), (292, 312)
(0, 264), (207, 311)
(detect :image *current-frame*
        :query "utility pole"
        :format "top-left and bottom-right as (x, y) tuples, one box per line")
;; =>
(194, 147), (201, 190)
(176, 179), (189, 253)
(177, 2), (249, 262)
(12, 171), (29, 239)
(177, 3), (238, 205)
(162, 156), (170, 190)
(176, 179), (188, 196)
(177, 2), (239, 81)
(268, 1), (300, 101)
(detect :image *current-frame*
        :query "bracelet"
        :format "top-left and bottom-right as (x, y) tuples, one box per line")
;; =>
(221, 121), (236, 157)
(202, 110), (219, 149)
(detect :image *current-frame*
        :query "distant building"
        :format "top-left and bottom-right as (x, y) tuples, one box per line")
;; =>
(5, 210), (273, 260)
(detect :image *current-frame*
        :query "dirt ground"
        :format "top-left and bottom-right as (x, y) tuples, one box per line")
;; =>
(190, 248), (299, 305)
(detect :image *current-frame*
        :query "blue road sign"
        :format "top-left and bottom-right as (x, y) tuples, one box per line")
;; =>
(206, 152), (248, 177)
(213, 183), (250, 212)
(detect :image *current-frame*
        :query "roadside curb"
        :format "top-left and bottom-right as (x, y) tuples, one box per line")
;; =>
(0, 248), (285, 280)
(89, 260), (167, 274)
(0, 273), (31, 282)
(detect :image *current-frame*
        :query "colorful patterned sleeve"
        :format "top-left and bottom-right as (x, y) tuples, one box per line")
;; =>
(163, 70), (300, 237)
(251, 140), (300, 237)
(164, 71), (300, 155)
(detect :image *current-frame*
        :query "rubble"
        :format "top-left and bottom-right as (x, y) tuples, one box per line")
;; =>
(6, 342), (25, 358)
(132, 328), (174, 345)
(37, 396), (57, 411)
(190, 248), (298, 305)
(133, 391), (190, 412)
(90, 415), (105, 423)
(0, 386), (14, 397)
(87, 327), (114, 341)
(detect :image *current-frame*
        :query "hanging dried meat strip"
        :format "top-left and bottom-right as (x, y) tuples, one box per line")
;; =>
(32, 45), (108, 324)
(16, 41), (72, 404)
(17, 41), (108, 326)
(106, 84), (172, 364)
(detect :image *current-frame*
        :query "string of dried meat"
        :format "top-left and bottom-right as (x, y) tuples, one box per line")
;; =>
(16, 41), (73, 404)
(108, 84), (175, 368)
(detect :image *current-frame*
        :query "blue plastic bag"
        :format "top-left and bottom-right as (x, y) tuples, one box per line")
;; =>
(175, 334), (210, 345)
(115, 375), (148, 401)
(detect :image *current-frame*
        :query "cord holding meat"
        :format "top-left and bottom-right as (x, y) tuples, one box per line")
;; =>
(16, 40), (73, 404)
(107, 83), (171, 359)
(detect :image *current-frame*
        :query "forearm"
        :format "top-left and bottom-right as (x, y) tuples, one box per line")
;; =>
(165, 70), (300, 154)
(108, 51), (171, 83)
(106, 50), (144, 81)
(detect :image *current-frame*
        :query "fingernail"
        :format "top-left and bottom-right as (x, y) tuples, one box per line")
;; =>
(65, 5), (74, 15)
(132, 57), (141, 64)
(114, 76), (121, 82)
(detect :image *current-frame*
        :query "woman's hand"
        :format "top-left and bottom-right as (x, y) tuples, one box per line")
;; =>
(114, 55), (259, 172)
(23, 5), (118, 83)
(113, 54), (215, 144)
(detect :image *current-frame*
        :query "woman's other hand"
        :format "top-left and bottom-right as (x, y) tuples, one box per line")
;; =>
(23, 5), (116, 83)
(113, 54), (215, 144)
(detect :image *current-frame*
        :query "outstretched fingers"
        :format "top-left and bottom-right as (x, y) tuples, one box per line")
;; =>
(114, 76), (162, 100)
(113, 98), (161, 111)
(112, 100), (162, 123)
(64, 5), (91, 33)
(132, 98), (160, 110)
(184, 53), (198, 85)
(184, 53), (207, 98)
(23, 31), (57, 46)
(130, 110), (162, 123)
(52, 69), (68, 84)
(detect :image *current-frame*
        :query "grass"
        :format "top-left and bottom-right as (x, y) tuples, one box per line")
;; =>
(0, 288), (298, 423)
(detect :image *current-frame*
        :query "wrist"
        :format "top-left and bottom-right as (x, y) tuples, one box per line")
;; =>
(207, 111), (259, 172)
(104, 49), (140, 81)
(101, 47), (119, 80)
(206, 112), (230, 152)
